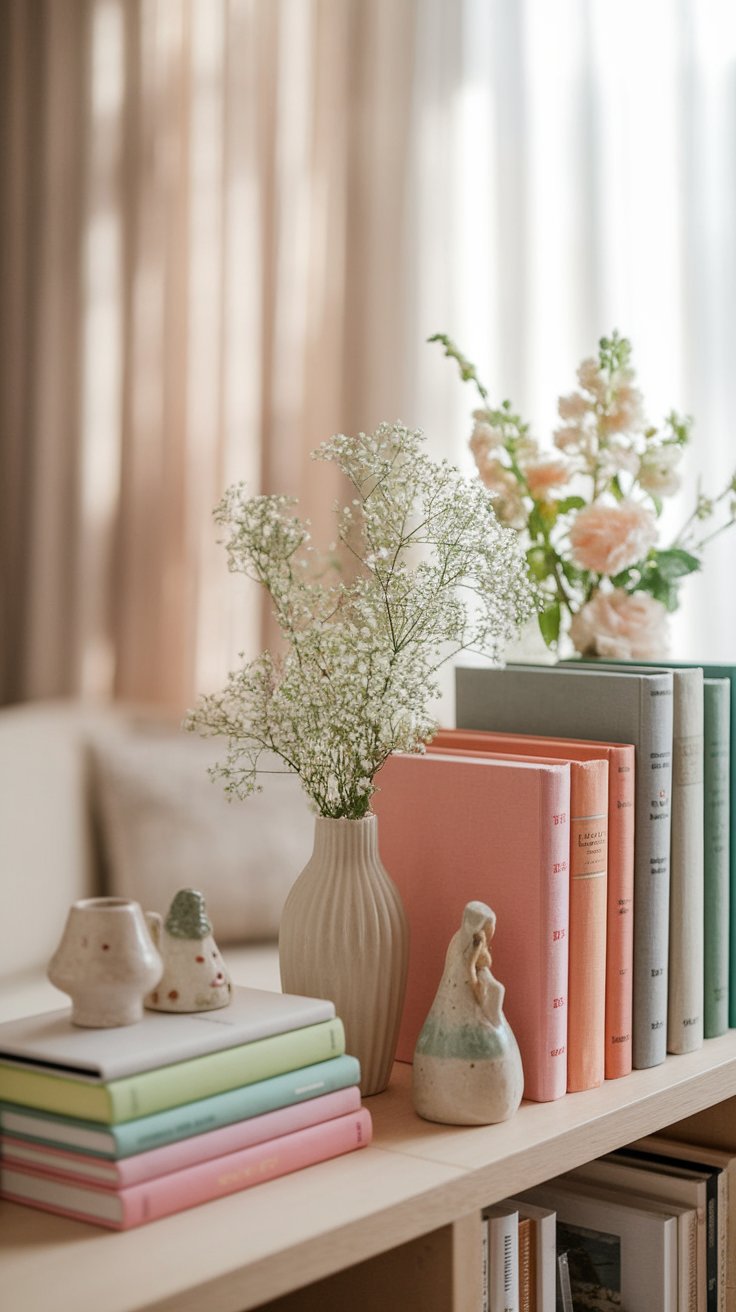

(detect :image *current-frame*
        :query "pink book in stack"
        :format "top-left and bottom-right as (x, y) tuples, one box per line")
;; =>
(0, 1107), (372, 1229)
(373, 752), (571, 1102)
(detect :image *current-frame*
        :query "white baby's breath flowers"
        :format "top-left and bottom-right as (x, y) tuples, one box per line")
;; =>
(187, 422), (536, 819)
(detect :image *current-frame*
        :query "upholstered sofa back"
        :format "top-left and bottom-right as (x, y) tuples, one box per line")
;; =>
(0, 701), (311, 1018)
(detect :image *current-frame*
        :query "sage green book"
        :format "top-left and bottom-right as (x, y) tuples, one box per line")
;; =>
(704, 678), (730, 1037)
(0, 1018), (345, 1124)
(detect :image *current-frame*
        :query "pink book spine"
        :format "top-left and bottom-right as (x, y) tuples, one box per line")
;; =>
(539, 768), (571, 1103)
(604, 746), (635, 1080)
(0, 1087), (363, 1189)
(2, 1110), (372, 1230)
(124, 1108), (373, 1227)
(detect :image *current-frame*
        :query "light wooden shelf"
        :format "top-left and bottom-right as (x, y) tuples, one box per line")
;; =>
(3, 1035), (736, 1312)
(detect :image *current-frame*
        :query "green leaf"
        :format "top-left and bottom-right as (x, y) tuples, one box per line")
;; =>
(610, 568), (635, 589)
(526, 546), (551, 581)
(556, 495), (586, 514)
(560, 558), (585, 585)
(538, 600), (561, 647)
(653, 548), (701, 580)
(528, 506), (545, 540)
(609, 475), (625, 502)
(636, 569), (680, 612)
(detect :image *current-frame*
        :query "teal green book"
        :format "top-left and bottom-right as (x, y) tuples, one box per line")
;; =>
(0, 1053), (361, 1158)
(704, 678), (730, 1037)
(0, 1018), (345, 1124)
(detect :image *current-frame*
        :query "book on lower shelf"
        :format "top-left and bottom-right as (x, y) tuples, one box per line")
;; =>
(519, 1176), (679, 1312)
(483, 1203), (519, 1312)
(506, 1198), (556, 1312)
(629, 1134), (736, 1310)
(575, 1152), (711, 1312)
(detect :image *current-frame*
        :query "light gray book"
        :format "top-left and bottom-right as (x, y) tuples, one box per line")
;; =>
(566, 663), (705, 1057)
(665, 667), (704, 1054)
(456, 663), (674, 1069)
(704, 678), (730, 1038)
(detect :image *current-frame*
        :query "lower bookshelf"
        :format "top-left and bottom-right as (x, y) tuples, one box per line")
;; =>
(3, 1036), (736, 1312)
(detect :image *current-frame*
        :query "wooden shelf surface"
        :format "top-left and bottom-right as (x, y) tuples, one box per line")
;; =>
(3, 1034), (736, 1312)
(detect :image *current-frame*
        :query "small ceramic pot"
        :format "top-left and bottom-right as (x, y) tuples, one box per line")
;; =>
(48, 897), (163, 1028)
(145, 888), (232, 1012)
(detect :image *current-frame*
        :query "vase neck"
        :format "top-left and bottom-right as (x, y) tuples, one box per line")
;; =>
(310, 815), (380, 874)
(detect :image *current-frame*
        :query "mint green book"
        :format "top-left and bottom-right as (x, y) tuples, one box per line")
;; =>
(0, 1054), (361, 1158)
(0, 1019), (345, 1123)
(704, 678), (730, 1037)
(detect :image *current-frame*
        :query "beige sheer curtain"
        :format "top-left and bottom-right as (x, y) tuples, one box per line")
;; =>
(4, 1), (734, 713)
(0, 0), (418, 709)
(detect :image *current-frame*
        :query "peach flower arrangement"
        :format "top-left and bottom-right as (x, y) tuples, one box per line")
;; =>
(432, 330), (736, 657)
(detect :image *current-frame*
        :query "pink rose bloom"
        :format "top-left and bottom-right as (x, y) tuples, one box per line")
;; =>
(569, 500), (657, 576)
(570, 588), (669, 659)
(525, 460), (569, 501)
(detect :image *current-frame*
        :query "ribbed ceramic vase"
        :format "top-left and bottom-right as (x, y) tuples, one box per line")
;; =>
(279, 815), (409, 1096)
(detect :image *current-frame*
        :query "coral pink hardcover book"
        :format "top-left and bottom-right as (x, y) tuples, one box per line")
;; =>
(429, 737), (608, 1094)
(0, 1108), (372, 1229)
(373, 752), (571, 1102)
(0, 1086), (362, 1188)
(430, 728), (635, 1081)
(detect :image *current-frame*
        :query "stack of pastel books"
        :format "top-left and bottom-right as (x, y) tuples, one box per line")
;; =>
(372, 657), (734, 1103)
(0, 986), (370, 1229)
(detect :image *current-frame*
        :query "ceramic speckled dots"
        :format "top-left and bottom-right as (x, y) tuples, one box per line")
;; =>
(412, 901), (524, 1125)
(145, 888), (232, 1012)
(47, 897), (164, 1028)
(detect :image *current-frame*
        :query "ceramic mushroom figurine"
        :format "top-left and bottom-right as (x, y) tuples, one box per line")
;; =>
(145, 888), (232, 1012)
(412, 900), (523, 1124)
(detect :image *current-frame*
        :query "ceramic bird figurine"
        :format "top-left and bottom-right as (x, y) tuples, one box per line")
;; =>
(145, 888), (232, 1012)
(412, 900), (523, 1124)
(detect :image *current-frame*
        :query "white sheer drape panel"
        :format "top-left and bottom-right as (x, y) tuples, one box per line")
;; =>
(2, 0), (734, 708)
(406, 0), (736, 658)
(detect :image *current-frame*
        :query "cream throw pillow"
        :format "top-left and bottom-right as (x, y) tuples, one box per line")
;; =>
(90, 730), (314, 944)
